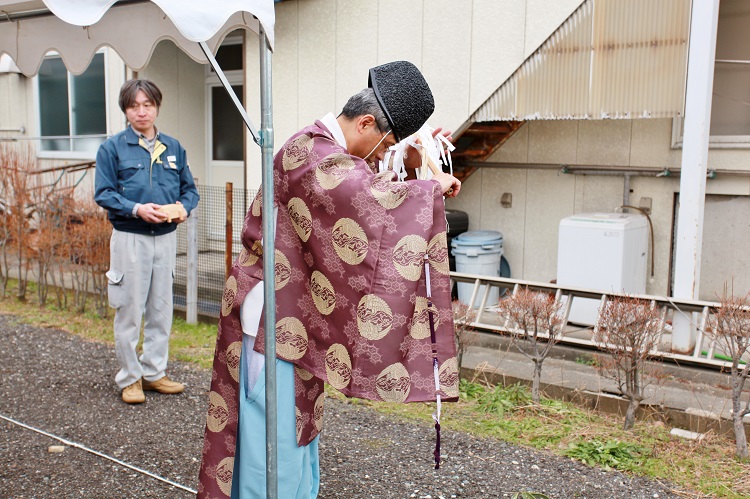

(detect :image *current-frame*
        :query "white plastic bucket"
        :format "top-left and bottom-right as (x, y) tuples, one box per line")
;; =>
(451, 230), (503, 307)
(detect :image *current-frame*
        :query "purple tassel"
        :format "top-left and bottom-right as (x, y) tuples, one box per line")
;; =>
(434, 422), (441, 469)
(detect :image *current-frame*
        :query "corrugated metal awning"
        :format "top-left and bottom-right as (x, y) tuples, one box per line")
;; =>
(471, 0), (691, 122)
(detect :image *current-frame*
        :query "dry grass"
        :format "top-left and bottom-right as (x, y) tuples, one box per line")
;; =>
(0, 280), (216, 369)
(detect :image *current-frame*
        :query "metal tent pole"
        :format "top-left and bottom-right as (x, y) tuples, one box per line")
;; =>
(259, 25), (278, 499)
(199, 26), (278, 497)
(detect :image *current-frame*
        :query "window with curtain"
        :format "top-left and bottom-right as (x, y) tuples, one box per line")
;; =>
(38, 52), (107, 154)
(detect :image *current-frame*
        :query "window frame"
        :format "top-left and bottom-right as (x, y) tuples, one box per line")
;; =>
(35, 49), (111, 160)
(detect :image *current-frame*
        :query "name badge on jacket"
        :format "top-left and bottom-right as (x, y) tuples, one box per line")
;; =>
(166, 155), (177, 169)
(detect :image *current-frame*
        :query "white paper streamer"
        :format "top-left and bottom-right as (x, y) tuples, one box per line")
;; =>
(379, 124), (455, 182)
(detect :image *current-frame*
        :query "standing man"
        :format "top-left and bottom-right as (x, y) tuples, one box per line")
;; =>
(95, 79), (200, 404)
(199, 61), (460, 498)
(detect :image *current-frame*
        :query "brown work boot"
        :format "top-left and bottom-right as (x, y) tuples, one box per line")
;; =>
(122, 379), (145, 404)
(142, 375), (185, 394)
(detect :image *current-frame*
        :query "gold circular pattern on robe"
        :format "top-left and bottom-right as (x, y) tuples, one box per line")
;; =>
(370, 178), (409, 209)
(226, 341), (242, 382)
(427, 231), (450, 275)
(315, 153), (356, 190)
(393, 235), (428, 281)
(275, 250), (292, 290)
(439, 357), (460, 398)
(282, 134), (313, 171)
(311, 270), (336, 315)
(287, 197), (313, 242)
(251, 194), (262, 216)
(295, 366), (314, 381)
(331, 218), (369, 265)
(410, 296), (439, 340)
(313, 393), (325, 432)
(325, 343), (352, 390)
(216, 457), (235, 496)
(238, 247), (259, 267)
(376, 363), (411, 402)
(276, 317), (308, 360)
(206, 391), (230, 433)
(357, 294), (393, 340)
(221, 276), (237, 317)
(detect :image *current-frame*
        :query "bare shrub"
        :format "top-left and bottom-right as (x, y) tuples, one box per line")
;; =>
(452, 300), (478, 375)
(65, 194), (110, 316)
(496, 287), (565, 403)
(0, 152), (10, 296)
(706, 290), (750, 459)
(47, 193), (79, 310)
(0, 144), (35, 300)
(83, 203), (111, 318)
(27, 174), (75, 306)
(594, 296), (662, 430)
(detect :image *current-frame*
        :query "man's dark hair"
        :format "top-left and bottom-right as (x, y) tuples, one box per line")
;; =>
(339, 88), (391, 133)
(118, 79), (163, 112)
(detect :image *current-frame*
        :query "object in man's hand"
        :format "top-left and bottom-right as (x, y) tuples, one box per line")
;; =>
(157, 203), (187, 222)
(420, 147), (453, 196)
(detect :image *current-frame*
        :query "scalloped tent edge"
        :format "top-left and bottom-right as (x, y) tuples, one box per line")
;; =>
(0, 1), (271, 76)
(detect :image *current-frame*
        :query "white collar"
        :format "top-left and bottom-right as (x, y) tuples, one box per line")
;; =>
(320, 112), (347, 150)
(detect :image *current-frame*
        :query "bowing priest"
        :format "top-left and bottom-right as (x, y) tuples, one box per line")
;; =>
(199, 60), (461, 499)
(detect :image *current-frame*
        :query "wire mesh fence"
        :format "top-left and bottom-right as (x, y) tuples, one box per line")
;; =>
(173, 183), (257, 319)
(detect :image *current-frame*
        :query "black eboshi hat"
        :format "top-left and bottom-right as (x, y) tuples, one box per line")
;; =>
(368, 61), (435, 142)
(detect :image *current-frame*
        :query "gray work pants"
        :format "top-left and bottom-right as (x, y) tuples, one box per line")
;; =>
(107, 229), (176, 389)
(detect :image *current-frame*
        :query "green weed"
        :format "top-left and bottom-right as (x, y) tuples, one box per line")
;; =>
(564, 439), (646, 471)
(477, 383), (532, 415)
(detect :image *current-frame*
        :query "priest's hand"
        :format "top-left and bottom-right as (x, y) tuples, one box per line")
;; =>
(433, 171), (461, 198)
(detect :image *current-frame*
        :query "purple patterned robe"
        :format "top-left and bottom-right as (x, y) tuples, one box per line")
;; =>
(198, 120), (459, 498)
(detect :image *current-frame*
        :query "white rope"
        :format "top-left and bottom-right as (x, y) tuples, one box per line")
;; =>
(423, 256), (442, 429)
(0, 413), (197, 495)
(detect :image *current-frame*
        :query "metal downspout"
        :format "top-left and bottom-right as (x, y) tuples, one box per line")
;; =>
(259, 26), (278, 499)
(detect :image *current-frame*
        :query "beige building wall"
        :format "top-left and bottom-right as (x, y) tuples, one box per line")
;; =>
(448, 118), (750, 301)
(241, 0), (584, 191)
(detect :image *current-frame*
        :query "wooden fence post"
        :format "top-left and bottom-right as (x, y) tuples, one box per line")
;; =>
(186, 206), (198, 324)
(225, 182), (233, 280)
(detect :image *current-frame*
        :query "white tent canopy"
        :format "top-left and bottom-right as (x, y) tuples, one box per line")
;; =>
(0, 0), (275, 75)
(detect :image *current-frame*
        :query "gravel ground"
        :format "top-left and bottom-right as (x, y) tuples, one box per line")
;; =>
(0, 315), (686, 498)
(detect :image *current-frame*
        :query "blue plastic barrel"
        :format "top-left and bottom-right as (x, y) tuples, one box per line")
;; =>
(451, 230), (504, 307)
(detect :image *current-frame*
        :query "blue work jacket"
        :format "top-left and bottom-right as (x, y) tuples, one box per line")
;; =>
(94, 126), (199, 236)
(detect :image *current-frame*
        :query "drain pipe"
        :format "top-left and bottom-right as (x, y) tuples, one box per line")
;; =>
(623, 173), (631, 207)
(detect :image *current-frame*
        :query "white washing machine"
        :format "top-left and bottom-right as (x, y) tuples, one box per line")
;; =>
(556, 212), (649, 325)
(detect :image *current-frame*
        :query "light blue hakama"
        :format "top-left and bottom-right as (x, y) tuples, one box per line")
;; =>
(231, 338), (320, 499)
